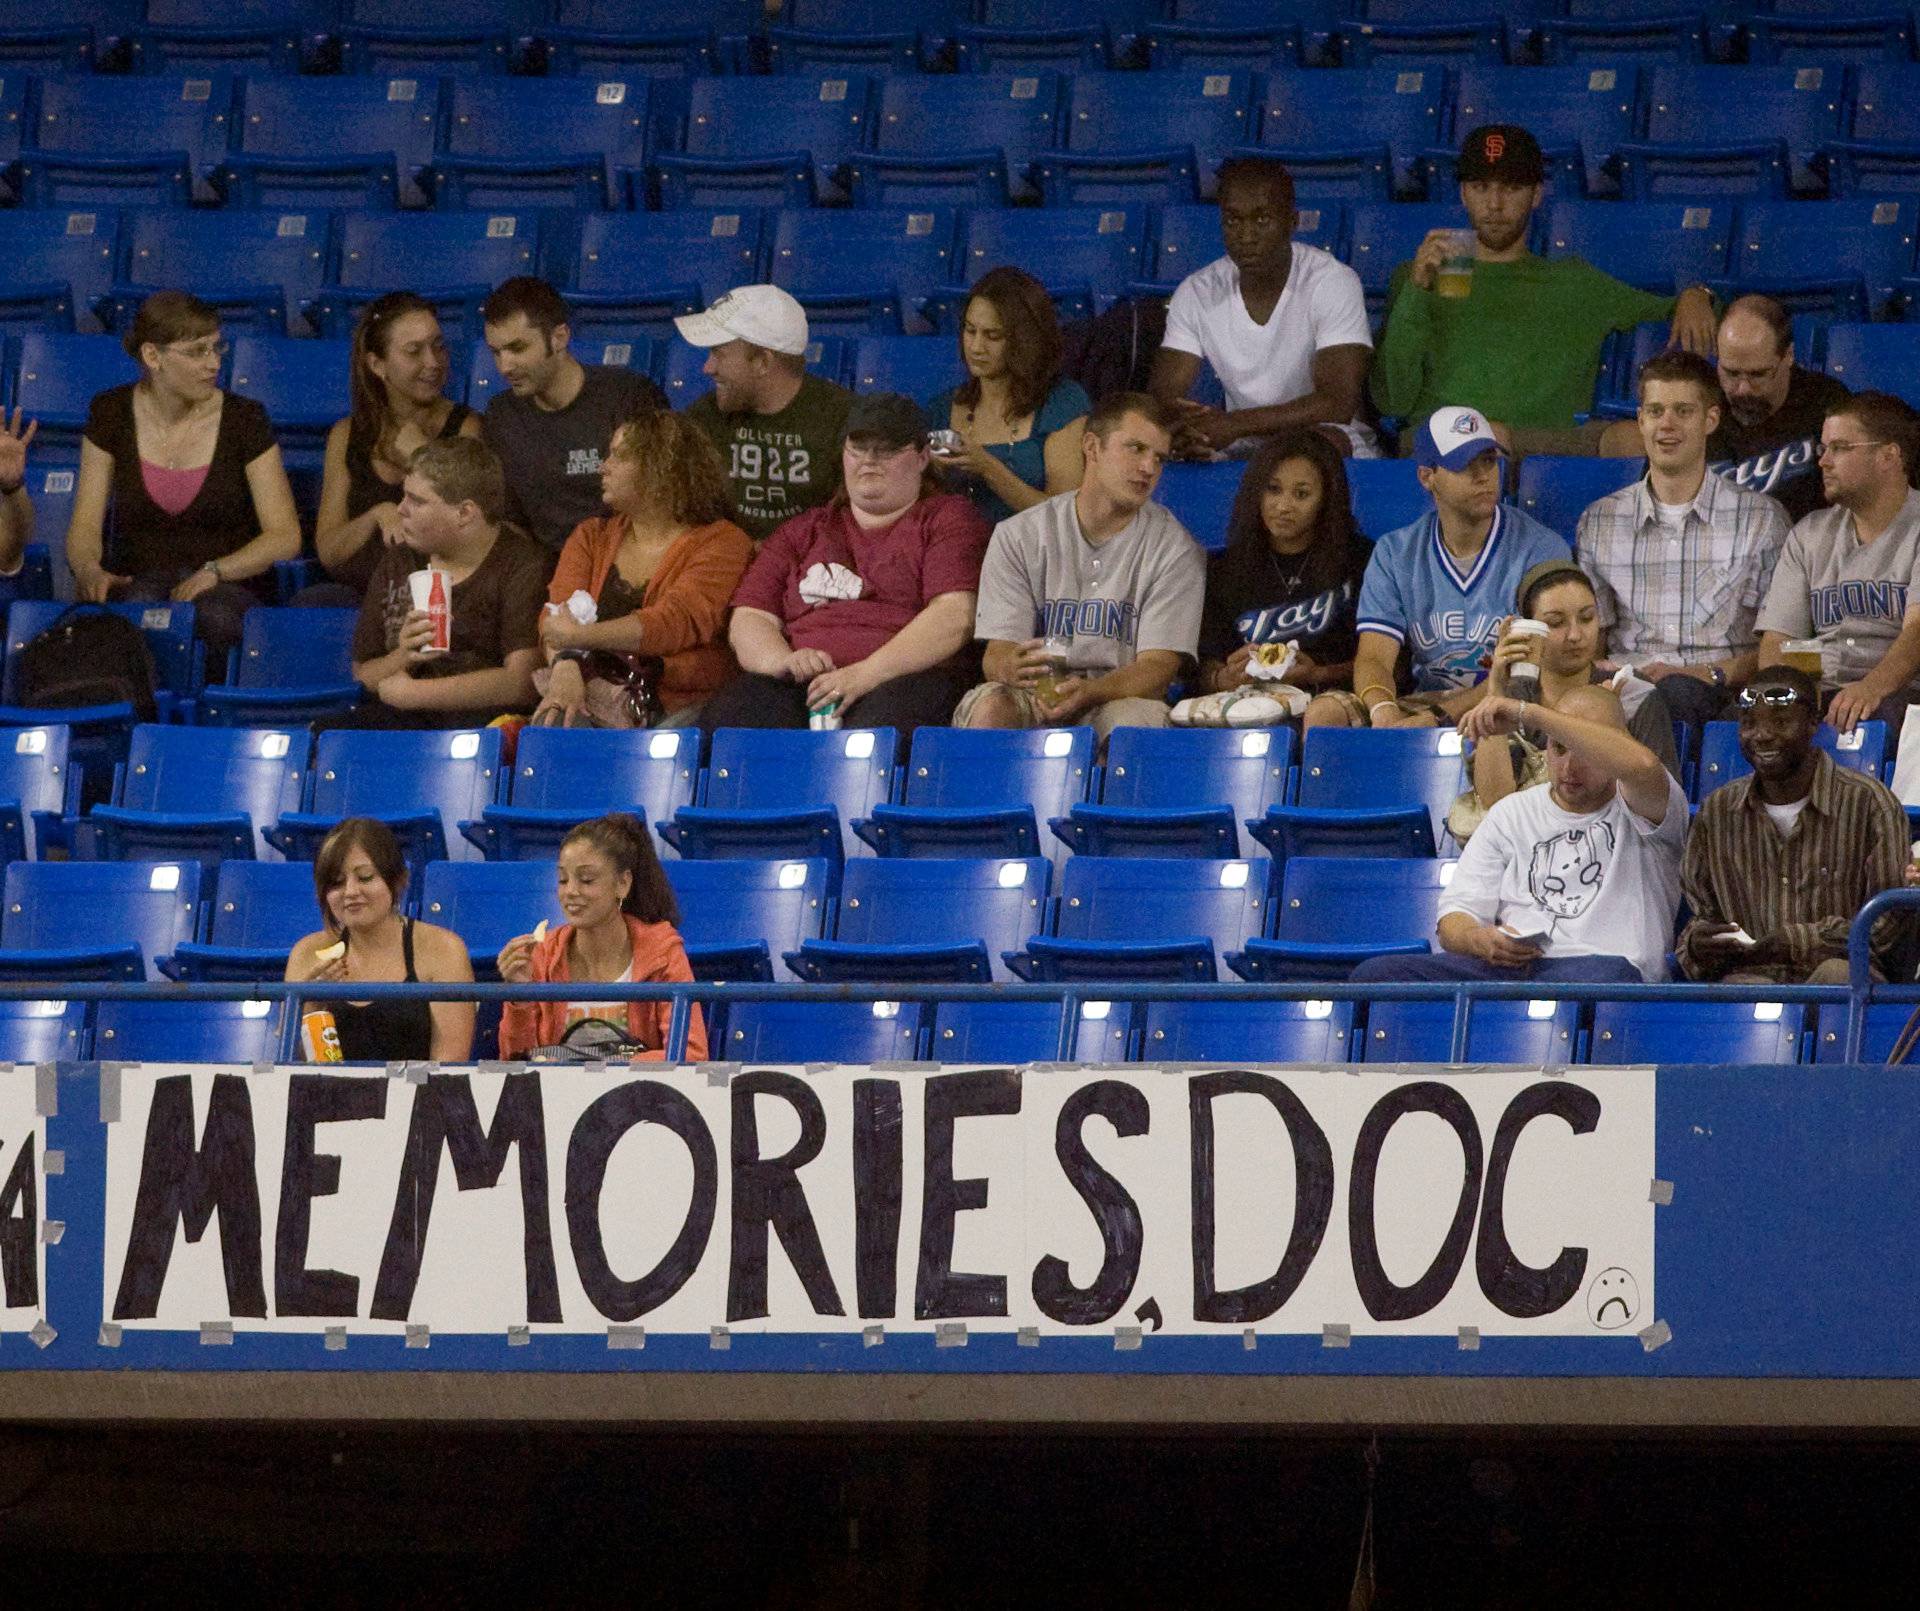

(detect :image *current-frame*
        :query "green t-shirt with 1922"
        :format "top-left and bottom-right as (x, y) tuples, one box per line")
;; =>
(686, 374), (854, 543)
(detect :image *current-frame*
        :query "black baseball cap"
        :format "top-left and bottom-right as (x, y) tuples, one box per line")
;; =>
(1456, 124), (1545, 186)
(843, 393), (929, 451)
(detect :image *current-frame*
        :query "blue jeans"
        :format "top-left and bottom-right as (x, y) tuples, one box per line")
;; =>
(1349, 952), (1644, 984)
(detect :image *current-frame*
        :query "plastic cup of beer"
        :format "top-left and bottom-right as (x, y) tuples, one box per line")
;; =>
(1782, 639), (1824, 679)
(407, 567), (451, 655)
(1506, 618), (1549, 702)
(1435, 230), (1477, 299)
(1033, 637), (1071, 704)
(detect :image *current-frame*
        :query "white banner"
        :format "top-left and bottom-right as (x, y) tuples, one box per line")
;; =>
(0, 1068), (48, 1333)
(101, 1064), (1657, 1341)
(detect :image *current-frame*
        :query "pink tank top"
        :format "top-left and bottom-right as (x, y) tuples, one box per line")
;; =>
(140, 460), (209, 518)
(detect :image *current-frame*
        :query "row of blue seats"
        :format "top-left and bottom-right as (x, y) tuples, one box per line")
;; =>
(4, 64), (1920, 213)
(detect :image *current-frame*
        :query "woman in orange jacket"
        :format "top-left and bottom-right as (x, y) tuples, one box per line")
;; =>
(495, 813), (706, 1061)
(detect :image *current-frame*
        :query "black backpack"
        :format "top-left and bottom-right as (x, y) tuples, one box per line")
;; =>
(15, 606), (159, 723)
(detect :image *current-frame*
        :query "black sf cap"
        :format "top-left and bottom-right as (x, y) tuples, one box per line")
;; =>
(1456, 124), (1545, 186)
(842, 393), (929, 451)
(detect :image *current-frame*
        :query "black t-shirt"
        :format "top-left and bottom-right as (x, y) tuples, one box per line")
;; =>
(482, 364), (668, 553)
(1198, 528), (1374, 669)
(1707, 365), (1851, 523)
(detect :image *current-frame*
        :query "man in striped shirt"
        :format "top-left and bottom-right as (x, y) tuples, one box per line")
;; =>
(1677, 666), (1908, 984)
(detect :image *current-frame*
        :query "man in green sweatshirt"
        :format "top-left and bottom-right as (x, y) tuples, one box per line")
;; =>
(1372, 124), (1719, 455)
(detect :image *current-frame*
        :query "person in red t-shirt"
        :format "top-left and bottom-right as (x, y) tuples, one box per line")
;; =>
(701, 393), (991, 735)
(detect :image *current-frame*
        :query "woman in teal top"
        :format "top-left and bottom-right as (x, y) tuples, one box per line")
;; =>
(930, 266), (1091, 525)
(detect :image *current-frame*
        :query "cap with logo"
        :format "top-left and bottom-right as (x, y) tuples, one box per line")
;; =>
(672, 284), (809, 356)
(1415, 406), (1505, 471)
(843, 392), (929, 451)
(1455, 123), (1545, 186)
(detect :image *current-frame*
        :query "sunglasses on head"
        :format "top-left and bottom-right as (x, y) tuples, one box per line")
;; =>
(1734, 686), (1812, 711)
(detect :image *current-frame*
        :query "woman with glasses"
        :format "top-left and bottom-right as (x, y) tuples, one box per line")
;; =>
(67, 290), (300, 658)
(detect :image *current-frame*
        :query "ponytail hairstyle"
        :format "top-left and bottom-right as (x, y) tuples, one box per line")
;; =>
(561, 813), (680, 925)
(349, 290), (442, 477)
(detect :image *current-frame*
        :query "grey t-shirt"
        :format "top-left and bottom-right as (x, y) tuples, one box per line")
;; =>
(483, 364), (667, 552)
(1755, 489), (1920, 688)
(974, 490), (1206, 676)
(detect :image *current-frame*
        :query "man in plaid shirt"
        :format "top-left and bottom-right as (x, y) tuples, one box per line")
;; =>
(1576, 350), (1791, 736)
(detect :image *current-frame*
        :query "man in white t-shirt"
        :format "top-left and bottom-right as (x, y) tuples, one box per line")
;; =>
(1148, 156), (1376, 459)
(1352, 684), (1688, 984)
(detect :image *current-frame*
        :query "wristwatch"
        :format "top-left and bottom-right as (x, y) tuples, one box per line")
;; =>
(201, 559), (222, 582)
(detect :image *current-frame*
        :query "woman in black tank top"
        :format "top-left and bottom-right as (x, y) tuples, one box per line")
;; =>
(285, 817), (476, 1063)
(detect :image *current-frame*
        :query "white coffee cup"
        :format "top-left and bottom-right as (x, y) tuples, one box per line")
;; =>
(1506, 618), (1549, 702)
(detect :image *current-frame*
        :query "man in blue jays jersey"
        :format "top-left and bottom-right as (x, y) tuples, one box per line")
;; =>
(1304, 405), (1569, 729)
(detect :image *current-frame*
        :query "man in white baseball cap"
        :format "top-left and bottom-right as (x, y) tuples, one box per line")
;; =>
(680, 285), (853, 543)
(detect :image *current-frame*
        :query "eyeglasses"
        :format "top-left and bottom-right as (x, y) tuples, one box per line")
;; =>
(165, 338), (229, 361)
(1815, 440), (1887, 459)
(1734, 686), (1813, 711)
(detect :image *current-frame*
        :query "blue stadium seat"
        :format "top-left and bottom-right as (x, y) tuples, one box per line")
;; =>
(224, 74), (442, 211)
(953, 24), (1109, 75)
(463, 726), (700, 861)
(1142, 997), (1359, 1062)
(539, 23), (720, 80)
(1, 600), (204, 723)
(948, 205), (1148, 323)
(196, 607), (362, 728)
(789, 855), (1051, 983)
(1335, 12), (1508, 68)
(1589, 1000), (1805, 1064)
(1246, 802), (1437, 864)
(1724, 198), (1916, 321)
(1620, 64), (1843, 198)
(1151, 460), (1240, 554)
(162, 858), (318, 982)
(13, 333), (189, 435)
(430, 77), (649, 210)
(660, 726), (898, 870)
(1345, 457), (1429, 541)
(0, 724), (77, 863)
(22, 460), (80, 598)
(129, 0), (308, 75)
(1142, 15), (1308, 71)
(1053, 726), (1294, 859)
(1228, 854), (1452, 981)
(852, 726), (1095, 860)
(267, 726), (505, 870)
(664, 856), (833, 982)
(334, 0), (539, 76)
(1695, 719), (1889, 801)
(653, 75), (874, 208)
(1747, 10), (1915, 66)
(783, 0), (963, 56)
(1822, 323), (1920, 408)
(1442, 65), (1640, 198)
(847, 335), (963, 402)
(720, 998), (925, 1062)
(654, 333), (847, 407)
(926, 997), (1133, 1062)
(855, 73), (1064, 206)
(770, 206), (959, 335)
(0, 24), (95, 75)
(113, 208), (335, 340)
(1256, 67), (1443, 203)
(763, 27), (921, 77)
(417, 857), (554, 981)
(1544, 198), (1735, 296)
(224, 336), (350, 470)
(0, 209), (122, 335)
(1287, 726), (1466, 843)
(565, 208), (765, 311)
(972, 0), (1158, 61)
(1515, 455), (1643, 543)
(27, 71), (235, 207)
(1037, 69), (1255, 205)
(1823, 62), (1920, 198)
(1811, 1003), (1920, 1064)
(1009, 856), (1270, 983)
(0, 859), (204, 983)
(0, 997), (88, 1062)
(1534, 13), (1711, 66)
(94, 998), (284, 1064)
(1346, 202), (1476, 322)
(84, 723), (305, 866)
(1361, 997), (1583, 1065)
(318, 211), (541, 339)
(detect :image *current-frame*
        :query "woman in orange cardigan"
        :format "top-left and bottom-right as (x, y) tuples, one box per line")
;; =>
(534, 407), (753, 726)
(495, 813), (707, 1061)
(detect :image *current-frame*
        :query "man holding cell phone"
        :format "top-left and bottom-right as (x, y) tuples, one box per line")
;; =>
(1677, 665), (1909, 984)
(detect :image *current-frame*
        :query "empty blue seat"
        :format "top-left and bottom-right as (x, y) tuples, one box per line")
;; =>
(1811, 1002), (1918, 1064)
(950, 205), (1148, 323)
(953, 24), (1108, 74)
(417, 857), (554, 980)
(784, 0), (962, 49)
(1515, 455), (1643, 543)
(0, 859), (203, 983)
(1824, 62), (1920, 198)
(86, 723), (305, 865)
(1534, 8), (1711, 66)
(0, 24), (94, 75)
(268, 726), (504, 869)
(95, 998), (284, 1064)
(664, 856), (833, 982)
(1345, 457), (1431, 541)
(770, 207), (959, 336)
(129, 0), (308, 75)
(463, 726), (700, 861)
(432, 77), (649, 211)
(1362, 997), (1583, 1065)
(789, 855), (1050, 983)
(972, 0), (1157, 59)
(0, 208), (122, 335)
(1445, 65), (1639, 198)
(654, 75), (874, 208)
(539, 20), (719, 79)
(720, 998), (925, 1062)
(1143, 13), (1309, 71)
(1748, 10), (1914, 65)
(225, 336), (351, 465)
(1038, 69), (1255, 205)
(320, 211), (541, 338)
(22, 460), (80, 599)
(856, 73), (1064, 206)
(566, 208), (764, 310)
(163, 858), (319, 981)
(27, 72), (235, 207)
(764, 26), (921, 77)
(1141, 997), (1358, 1062)
(225, 74), (442, 210)
(1257, 67), (1443, 202)
(1589, 1000), (1804, 1064)
(927, 998), (1133, 1062)
(7, 332), (144, 445)
(1822, 323), (1920, 409)
(1229, 854), (1451, 981)
(1010, 856), (1270, 983)
(847, 335), (963, 402)
(335, 0), (535, 75)
(853, 726), (1095, 860)
(1695, 719), (1889, 800)
(197, 607), (362, 727)
(1247, 802), (1437, 864)
(0, 724), (75, 864)
(1291, 726), (1465, 842)
(0, 997), (88, 1062)
(1054, 726), (1293, 858)
(1150, 460), (1240, 554)
(1346, 203), (1476, 322)
(1544, 199), (1734, 297)
(1727, 198), (1916, 321)
(1621, 64), (1842, 198)
(1336, 12), (1508, 67)
(661, 726), (897, 869)
(113, 207), (334, 339)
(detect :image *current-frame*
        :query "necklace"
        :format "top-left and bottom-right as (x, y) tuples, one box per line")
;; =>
(135, 387), (217, 470)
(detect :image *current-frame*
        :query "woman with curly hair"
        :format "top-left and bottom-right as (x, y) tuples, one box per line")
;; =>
(533, 406), (754, 726)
